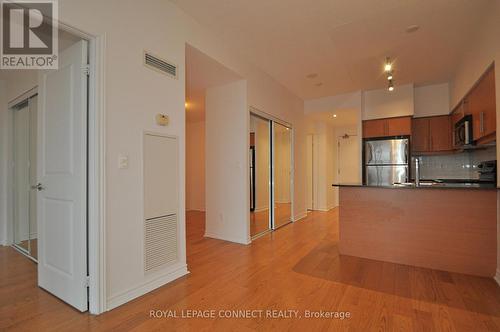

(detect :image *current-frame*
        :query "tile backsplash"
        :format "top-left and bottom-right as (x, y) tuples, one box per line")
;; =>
(411, 146), (497, 180)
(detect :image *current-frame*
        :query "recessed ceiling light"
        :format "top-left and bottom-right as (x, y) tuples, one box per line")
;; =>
(406, 25), (420, 33)
(387, 73), (393, 80)
(306, 73), (318, 79)
(185, 101), (189, 109)
(315, 82), (323, 87)
(333, 114), (337, 118)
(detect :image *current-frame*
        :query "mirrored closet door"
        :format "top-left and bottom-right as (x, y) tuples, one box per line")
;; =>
(249, 111), (293, 238)
(272, 122), (292, 229)
(12, 95), (38, 261)
(249, 114), (271, 237)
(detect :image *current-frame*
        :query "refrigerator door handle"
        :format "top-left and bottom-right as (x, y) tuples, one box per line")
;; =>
(366, 143), (373, 164)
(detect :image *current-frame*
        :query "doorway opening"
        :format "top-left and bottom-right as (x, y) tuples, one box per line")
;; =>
(249, 110), (293, 238)
(1, 26), (102, 313)
(185, 44), (243, 243)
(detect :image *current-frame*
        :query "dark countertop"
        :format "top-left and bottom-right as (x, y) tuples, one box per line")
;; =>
(332, 182), (497, 190)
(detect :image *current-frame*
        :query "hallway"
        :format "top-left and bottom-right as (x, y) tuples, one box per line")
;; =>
(1, 209), (500, 331)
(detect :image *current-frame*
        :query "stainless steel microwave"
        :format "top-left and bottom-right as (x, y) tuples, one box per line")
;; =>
(454, 115), (473, 147)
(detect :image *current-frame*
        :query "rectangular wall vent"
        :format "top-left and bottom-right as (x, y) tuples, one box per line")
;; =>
(144, 214), (178, 272)
(144, 52), (177, 78)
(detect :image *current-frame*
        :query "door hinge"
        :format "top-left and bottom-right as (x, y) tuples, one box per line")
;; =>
(84, 276), (90, 288)
(82, 64), (90, 76)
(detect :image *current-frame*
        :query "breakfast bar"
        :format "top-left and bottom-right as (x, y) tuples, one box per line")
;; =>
(333, 184), (497, 277)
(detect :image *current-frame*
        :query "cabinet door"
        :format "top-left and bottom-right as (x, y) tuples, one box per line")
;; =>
(386, 116), (412, 136)
(363, 119), (386, 138)
(412, 118), (430, 152)
(429, 116), (452, 151)
(469, 67), (496, 141)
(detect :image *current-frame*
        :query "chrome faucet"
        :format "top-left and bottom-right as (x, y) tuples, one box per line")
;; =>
(415, 158), (420, 187)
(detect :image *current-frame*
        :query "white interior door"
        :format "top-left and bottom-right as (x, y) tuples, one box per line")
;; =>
(37, 40), (88, 312)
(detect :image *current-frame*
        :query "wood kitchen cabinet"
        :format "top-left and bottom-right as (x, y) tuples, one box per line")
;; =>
(412, 115), (452, 153)
(411, 118), (430, 152)
(466, 65), (496, 143)
(363, 116), (412, 138)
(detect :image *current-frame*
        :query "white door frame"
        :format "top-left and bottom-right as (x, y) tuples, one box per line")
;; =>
(58, 22), (106, 315)
(1, 19), (105, 313)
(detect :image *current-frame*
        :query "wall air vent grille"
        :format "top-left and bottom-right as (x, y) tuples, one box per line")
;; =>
(144, 214), (178, 272)
(144, 52), (177, 78)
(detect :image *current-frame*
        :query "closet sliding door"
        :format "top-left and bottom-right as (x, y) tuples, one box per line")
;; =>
(249, 114), (271, 237)
(272, 122), (292, 229)
(12, 95), (38, 260)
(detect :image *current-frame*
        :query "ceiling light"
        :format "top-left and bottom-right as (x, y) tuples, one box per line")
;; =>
(388, 79), (394, 91)
(185, 101), (189, 109)
(384, 57), (392, 72)
(306, 73), (318, 79)
(333, 114), (337, 118)
(406, 25), (420, 33)
(387, 73), (393, 80)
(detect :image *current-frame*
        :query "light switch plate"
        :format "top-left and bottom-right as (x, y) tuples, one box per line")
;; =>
(118, 155), (129, 169)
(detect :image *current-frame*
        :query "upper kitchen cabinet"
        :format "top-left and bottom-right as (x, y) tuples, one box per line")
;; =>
(412, 115), (452, 153)
(466, 65), (496, 143)
(386, 116), (412, 136)
(362, 116), (412, 138)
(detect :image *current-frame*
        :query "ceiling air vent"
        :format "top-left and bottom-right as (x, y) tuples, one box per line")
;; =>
(144, 51), (177, 79)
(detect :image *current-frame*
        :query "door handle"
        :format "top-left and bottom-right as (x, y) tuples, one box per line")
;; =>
(31, 183), (45, 191)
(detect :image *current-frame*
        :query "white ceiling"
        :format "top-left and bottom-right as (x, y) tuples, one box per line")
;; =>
(306, 108), (359, 128)
(173, 0), (493, 100)
(186, 44), (241, 122)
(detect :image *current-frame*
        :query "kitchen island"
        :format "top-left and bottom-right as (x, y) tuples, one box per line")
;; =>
(333, 184), (497, 277)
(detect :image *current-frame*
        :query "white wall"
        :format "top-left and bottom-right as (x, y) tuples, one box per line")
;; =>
(448, 0), (500, 282)
(362, 84), (414, 120)
(50, 0), (306, 310)
(414, 83), (450, 118)
(205, 80), (248, 244)
(186, 120), (205, 211)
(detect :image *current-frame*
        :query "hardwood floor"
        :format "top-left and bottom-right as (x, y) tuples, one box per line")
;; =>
(250, 202), (292, 236)
(15, 239), (37, 260)
(1, 209), (500, 331)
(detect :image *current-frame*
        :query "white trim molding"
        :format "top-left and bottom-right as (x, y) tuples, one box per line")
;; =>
(106, 264), (189, 311)
(57, 21), (107, 315)
(204, 231), (251, 245)
(294, 211), (308, 222)
(495, 268), (500, 286)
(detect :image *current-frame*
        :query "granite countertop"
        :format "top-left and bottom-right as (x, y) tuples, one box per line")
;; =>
(332, 182), (497, 190)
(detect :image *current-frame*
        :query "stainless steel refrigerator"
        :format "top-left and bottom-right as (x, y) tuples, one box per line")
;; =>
(364, 138), (409, 186)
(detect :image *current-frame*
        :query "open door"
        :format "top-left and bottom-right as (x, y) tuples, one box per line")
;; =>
(37, 40), (89, 312)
